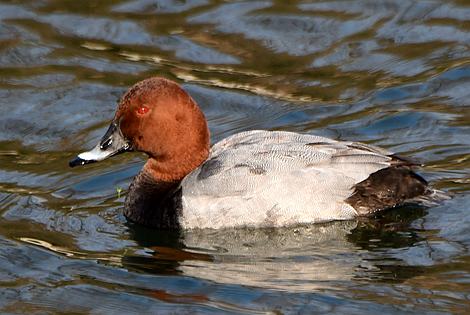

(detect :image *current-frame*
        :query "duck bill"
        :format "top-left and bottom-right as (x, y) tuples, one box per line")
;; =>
(69, 121), (132, 167)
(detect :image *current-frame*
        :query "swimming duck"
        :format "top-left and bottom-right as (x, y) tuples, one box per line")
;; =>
(70, 77), (435, 229)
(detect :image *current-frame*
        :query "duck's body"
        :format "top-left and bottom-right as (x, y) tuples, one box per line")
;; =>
(182, 130), (401, 229)
(124, 130), (427, 229)
(70, 77), (434, 230)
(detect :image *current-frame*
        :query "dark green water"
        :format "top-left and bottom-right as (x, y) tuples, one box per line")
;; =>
(0, 0), (469, 313)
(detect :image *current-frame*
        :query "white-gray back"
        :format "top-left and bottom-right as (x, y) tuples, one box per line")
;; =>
(180, 130), (394, 229)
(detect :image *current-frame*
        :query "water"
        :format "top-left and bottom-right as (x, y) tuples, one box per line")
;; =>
(0, 0), (469, 313)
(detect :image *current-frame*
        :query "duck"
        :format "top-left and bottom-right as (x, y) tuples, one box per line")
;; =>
(69, 77), (437, 230)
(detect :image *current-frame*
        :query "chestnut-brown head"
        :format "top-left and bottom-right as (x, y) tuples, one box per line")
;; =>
(70, 77), (210, 182)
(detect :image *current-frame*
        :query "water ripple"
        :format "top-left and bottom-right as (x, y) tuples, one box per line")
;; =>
(0, 0), (469, 313)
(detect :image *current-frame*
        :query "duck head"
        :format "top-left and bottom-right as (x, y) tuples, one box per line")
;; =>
(70, 77), (210, 182)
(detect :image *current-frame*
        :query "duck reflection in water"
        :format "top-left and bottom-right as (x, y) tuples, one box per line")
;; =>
(122, 204), (427, 292)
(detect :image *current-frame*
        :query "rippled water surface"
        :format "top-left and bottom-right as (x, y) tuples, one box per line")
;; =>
(0, 0), (469, 313)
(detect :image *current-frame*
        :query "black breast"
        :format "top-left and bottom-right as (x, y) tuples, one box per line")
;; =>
(124, 171), (183, 229)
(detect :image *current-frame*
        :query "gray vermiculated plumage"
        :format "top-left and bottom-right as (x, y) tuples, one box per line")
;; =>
(179, 130), (397, 229)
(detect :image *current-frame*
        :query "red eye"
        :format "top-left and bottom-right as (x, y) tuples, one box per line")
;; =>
(137, 106), (149, 115)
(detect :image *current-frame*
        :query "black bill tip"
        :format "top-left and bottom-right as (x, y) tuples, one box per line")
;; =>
(69, 156), (95, 168)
